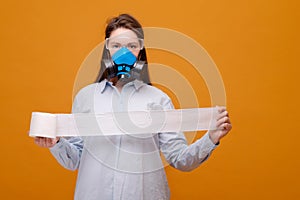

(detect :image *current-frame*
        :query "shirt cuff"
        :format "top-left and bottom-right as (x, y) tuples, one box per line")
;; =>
(202, 132), (219, 150)
(49, 137), (67, 152)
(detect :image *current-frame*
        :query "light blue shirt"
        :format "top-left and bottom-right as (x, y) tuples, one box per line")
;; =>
(50, 79), (218, 200)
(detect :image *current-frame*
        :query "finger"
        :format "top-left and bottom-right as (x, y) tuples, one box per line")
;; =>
(44, 139), (50, 147)
(48, 138), (54, 146)
(40, 137), (46, 147)
(34, 137), (48, 147)
(216, 116), (230, 127)
(224, 116), (231, 124)
(48, 138), (57, 146)
(42, 137), (53, 147)
(220, 123), (232, 131)
(34, 137), (42, 146)
(49, 137), (55, 144)
(216, 110), (229, 121)
(216, 106), (226, 113)
(42, 138), (47, 147)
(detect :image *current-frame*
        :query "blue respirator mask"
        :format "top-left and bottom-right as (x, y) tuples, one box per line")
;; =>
(103, 47), (145, 80)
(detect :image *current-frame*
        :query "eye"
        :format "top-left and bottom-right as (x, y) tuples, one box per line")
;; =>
(127, 43), (139, 50)
(110, 43), (121, 49)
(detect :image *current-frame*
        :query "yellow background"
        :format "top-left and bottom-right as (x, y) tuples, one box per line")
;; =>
(0, 0), (299, 199)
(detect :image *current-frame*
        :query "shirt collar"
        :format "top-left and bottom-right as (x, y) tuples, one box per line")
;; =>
(99, 79), (146, 93)
(98, 79), (110, 93)
(132, 79), (145, 90)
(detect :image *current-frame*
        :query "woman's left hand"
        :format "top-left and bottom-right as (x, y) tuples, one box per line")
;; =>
(209, 106), (232, 144)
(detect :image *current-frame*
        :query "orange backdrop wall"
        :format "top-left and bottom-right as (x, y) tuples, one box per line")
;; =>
(0, 0), (299, 199)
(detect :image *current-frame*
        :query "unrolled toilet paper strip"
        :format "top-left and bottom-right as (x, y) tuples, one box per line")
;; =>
(29, 107), (218, 138)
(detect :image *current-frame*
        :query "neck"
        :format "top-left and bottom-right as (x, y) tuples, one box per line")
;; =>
(109, 77), (130, 92)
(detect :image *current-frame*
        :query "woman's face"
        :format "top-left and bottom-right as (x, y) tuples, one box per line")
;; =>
(106, 28), (143, 57)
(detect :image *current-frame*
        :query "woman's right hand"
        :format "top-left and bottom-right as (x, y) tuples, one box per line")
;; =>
(34, 137), (60, 148)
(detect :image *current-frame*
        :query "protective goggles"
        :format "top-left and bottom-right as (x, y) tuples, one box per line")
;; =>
(105, 37), (144, 51)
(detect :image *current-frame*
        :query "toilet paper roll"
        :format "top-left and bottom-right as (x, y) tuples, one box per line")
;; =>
(29, 107), (218, 138)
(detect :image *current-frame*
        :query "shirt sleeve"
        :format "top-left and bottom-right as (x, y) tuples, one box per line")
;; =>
(159, 98), (218, 172)
(49, 93), (84, 171)
(49, 137), (83, 170)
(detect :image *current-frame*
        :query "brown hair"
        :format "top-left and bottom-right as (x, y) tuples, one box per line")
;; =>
(95, 14), (151, 84)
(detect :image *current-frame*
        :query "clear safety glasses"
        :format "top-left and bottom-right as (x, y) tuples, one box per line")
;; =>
(105, 37), (144, 52)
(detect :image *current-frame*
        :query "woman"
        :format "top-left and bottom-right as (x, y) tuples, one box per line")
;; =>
(34, 14), (232, 200)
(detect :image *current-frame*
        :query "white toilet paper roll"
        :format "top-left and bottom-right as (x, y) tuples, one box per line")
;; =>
(29, 107), (218, 138)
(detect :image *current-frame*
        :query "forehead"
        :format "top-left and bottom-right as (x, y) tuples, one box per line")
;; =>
(109, 28), (138, 39)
